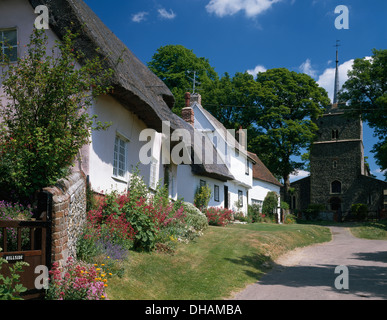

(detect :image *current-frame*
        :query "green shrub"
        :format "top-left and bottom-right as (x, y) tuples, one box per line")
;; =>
(0, 248), (29, 300)
(248, 204), (261, 223)
(284, 214), (297, 224)
(194, 185), (212, 211)
(184, 212), (208, 232)
(0, 28), (112, 201)
(262, 192), (278, 216)
(234, 212), (249, 222)
(182, 201), (204, 216)
(351, 203), (368, 221)
(304, 204), (325, 220)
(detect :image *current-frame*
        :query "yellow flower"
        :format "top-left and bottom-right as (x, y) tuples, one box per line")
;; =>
(109, 273), (112, 276)
(104, 284), (108, 287)
(103, 279), (107, 282)
(96, 268), (101, 271)
(101, 295), (105, 299)
(101, 264), (105, 266)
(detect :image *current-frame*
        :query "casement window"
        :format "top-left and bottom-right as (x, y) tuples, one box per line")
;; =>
(238, 190), (243, 207)
(0, 29), (18, 62)
(149, 157), (159, 190)
(245, 158), (249, 175)
(113, 135), (128, 179)
(214, 185), (220, 202)
(200, 180), (206, 188)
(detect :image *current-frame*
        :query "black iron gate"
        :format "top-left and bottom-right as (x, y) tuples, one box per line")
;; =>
(0, 191), (52, 299)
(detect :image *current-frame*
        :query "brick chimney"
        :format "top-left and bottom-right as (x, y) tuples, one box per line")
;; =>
(182, 92), (194, 126)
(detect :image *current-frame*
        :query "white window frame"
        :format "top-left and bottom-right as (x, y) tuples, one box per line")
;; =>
(113, 134), (129, 181)
(214, 185), (220, 202)
(238, 190), (244, 208)
(245, 158), (250, 175)
(0, 28), (18, 62)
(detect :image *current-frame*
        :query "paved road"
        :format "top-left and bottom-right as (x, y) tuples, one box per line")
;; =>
(233, 226), (387, 300)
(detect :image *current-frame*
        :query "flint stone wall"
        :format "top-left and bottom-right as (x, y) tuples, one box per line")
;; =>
(43, 171), (87, 267)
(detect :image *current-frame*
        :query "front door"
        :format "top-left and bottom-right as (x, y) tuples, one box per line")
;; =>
(330, 197), (342, 211)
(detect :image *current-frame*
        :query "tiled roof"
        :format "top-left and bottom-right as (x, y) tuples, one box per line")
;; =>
(247, 152), (283, 187)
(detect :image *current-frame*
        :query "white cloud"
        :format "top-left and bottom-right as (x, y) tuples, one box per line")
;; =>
(206, 0), (282, 18)
(299, 59), (317, 78)
(317, 59), (354, 102)
(247, 65), (267, 77)
(158, 8), (176, 20)
(132, 11), (148, 23)
(290, 170), (310, 182)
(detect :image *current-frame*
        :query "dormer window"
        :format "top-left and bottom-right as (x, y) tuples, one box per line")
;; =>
(0, 29), (18, 62)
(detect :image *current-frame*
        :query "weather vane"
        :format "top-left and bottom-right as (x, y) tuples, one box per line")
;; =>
(187, 70), (202, 93)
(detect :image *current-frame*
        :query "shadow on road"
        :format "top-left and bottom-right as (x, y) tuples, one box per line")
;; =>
(227, 253), (387, 300)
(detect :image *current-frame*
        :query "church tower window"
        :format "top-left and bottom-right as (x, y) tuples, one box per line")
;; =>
(332, 129), (339, 140)
(331, 180), (342, 194)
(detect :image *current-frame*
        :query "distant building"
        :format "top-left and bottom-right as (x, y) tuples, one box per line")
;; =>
(290, 48), (387, 219)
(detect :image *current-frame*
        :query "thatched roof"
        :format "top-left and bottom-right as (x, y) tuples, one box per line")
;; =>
(29, 0), (175, 132)
(28, 0), (233, 181)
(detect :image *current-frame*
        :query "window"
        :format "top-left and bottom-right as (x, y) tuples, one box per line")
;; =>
(238, 190), (243, 207)
(245, 158), (249, 175)
(333, 160), (338, 169)
(331, 180), (342, 194)
(149, 157), (158, 190)
(252, 199), (263, 212)
(200, 180), (206, 188)
(290, 195), (296, 210)
(214, 185), (220, 202)
(113, 135), (127, 178)
(367, 194), (373, 205)
(332, 129), (339, 140)
(0, 29), (17, 62)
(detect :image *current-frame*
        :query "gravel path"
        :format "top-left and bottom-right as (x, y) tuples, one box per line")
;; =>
(233, 226), (387, 300)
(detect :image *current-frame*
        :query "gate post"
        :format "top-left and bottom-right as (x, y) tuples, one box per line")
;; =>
(37, 191), (53, 271)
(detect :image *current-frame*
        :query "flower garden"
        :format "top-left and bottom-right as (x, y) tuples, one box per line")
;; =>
(0, 165), (239, 300)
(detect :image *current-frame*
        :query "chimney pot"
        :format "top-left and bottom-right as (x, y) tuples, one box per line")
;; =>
(185, 92), (191, 108)
(190, 93), (202, 106)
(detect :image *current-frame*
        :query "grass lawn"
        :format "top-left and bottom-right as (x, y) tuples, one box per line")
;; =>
(349, 220), (387, 240)
(106, 223), (331, 300)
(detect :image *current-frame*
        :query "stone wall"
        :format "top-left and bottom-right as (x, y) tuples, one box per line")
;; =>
(43, 172), (87, 267)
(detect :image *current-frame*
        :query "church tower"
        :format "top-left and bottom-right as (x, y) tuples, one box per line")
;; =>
(309, 44), (366, 213)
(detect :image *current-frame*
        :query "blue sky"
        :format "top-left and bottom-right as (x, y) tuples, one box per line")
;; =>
(84, 0), (387, 181)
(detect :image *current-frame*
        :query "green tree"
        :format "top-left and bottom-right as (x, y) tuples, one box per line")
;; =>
(148, 44), (218, 115)
(205, 72), (261, 130)
(243, 68), (330, 200)
(338, 49), (387, 178)
(262, 191), (278, 217)
(0, 28), (112, 201)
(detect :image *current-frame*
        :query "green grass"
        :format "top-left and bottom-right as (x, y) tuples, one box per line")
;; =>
(106, 223), (331, 300)
(350, 220), (387, 240)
